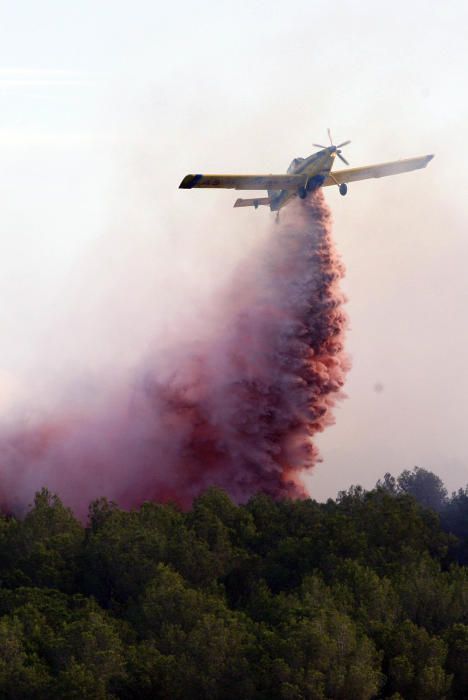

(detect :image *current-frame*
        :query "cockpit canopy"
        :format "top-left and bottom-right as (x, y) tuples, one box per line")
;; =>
(287, 157), (304, 174)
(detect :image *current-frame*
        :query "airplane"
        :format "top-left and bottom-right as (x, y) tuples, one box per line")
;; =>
(179, 130), (434, 213)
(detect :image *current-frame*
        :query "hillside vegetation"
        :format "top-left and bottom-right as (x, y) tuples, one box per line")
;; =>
(0, 467), (466, 699)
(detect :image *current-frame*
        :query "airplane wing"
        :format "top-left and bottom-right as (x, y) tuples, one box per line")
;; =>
(323, 154), (434, 186)
(179, 174), (304, 190)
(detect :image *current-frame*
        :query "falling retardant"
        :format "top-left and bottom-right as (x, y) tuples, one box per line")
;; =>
(0, 192), (350, 517)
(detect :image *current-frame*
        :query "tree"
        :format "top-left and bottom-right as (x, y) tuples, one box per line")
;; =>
(131, 564), (255, 698)
(82, 502), (184, 605)
(397, 467), (448, 512)
(376, 472), (398, 495)
(329, 560), (399, 631)
(0, 616), (51, 699)
(382, 620), (451, 699)
(267, 611), (383, 700)
(445, 624), (468, 699)
(0, 482), (467, 698)
(441, 487), (468, 564)
(393, 558), (468, 634)
(50, 608), (126, 699)
(0, 489), (83, 592)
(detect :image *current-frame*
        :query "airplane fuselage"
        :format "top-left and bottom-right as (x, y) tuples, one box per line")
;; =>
(268, 147), (336, 211)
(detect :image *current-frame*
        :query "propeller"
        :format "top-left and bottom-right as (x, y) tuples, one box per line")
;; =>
(313, 130), (351, 165)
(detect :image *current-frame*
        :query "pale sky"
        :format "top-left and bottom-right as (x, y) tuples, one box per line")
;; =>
(1, 0), (467, 500)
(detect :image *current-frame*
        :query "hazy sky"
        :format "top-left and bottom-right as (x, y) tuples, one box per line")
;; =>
(1, 0), (467, 500)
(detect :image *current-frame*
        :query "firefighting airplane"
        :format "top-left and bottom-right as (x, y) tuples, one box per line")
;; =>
(179, 131), (434, 213)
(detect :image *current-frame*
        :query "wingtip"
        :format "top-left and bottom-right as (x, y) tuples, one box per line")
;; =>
(179, 174), (203, 189)
(179, 175), (192, 189)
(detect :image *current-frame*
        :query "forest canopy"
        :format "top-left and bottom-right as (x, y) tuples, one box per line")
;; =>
(0, 467), (466, 699)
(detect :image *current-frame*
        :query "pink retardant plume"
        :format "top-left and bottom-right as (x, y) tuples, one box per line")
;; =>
(0, 192), (350, 518)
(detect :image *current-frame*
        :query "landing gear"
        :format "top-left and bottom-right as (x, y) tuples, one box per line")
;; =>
(298, 186), (307, 199)
(339, 183), (348, 196)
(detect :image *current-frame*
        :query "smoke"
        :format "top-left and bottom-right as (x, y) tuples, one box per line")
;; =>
(0, 192), (349, 517)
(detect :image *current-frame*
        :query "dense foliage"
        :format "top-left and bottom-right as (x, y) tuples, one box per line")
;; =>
(0, 468), (466, 699)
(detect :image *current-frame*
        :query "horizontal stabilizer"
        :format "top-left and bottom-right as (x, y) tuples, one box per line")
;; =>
(234, 197), (271, 209)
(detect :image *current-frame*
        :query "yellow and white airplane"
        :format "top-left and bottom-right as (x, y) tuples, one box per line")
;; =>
(179, 131), (433, 213)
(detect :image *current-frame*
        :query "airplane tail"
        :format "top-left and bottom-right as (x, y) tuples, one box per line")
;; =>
(234, 197), (271, 209)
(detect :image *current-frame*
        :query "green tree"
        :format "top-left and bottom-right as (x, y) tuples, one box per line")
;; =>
(83, 499), (222, 606)
(330, 559), (399, 631)
(131, 563), (255, 698)
(445, 623), (468, 699)
(0, 489), (83, 591)
(50, 608), (126, 699)
(0, 587), (126, 699)
(267, 611), (382, 700)
(397, 467), (448, 513)
(382, 620), (452, 699)
(393, 558), (468, 634)
(0, 482), (467, 699)
(0, 616), (51, 699)
(442, 487), (468, 564)
(83, 501), (182, 604)
(317, 488), (441, 581)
